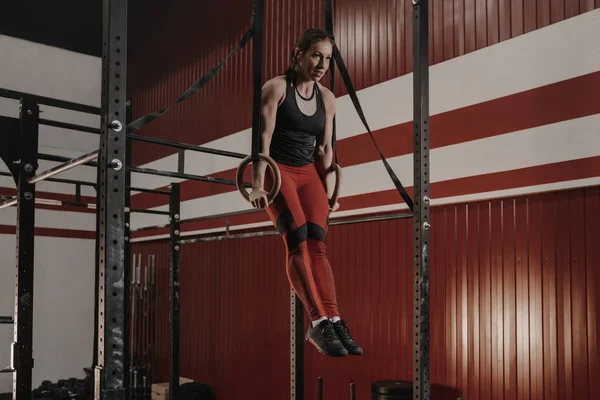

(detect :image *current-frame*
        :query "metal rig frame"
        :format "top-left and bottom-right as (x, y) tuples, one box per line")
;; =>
(0, 87), (102, 400)
(98, 0), (430, 399)
(0, 1), (429, 399)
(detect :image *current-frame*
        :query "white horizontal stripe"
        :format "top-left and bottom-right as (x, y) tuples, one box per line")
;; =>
(0, 35), (101, 107)
(0, 207), (96, 231)
(132, 177), (600, 242)
(131, 114), (600, 229)
(138, 9), (600, 183)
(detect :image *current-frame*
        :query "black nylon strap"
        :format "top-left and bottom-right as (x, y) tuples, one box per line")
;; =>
(325, 0), (338, 164)
(251, 0), (264, 162)
(332, 44), (415, 212)
(126, 24), (255, 134)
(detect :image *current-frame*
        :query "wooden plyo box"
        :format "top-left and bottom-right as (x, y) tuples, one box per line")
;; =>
(151, 377), (194, 400)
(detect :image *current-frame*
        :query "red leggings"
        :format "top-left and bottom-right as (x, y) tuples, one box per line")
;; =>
(265, 162), (339, 320)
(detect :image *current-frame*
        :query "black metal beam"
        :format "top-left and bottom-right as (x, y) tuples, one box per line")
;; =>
(39, 118), (101, 135)
(127, 134), (247, 160)
(169, 183), (181, 400)
(0, 88), (101, 115)
(0, 316), (13, 324)
(126, 208), (169, 216)
(122, 103), (132, 400)
(14, 96), (40, 400)
(0, 116), (22, 181)
(96, 0), (129, 399)
(291, 290), (304, 400)
(28, 150), (99, 184)
(128, 165), (248, 187)
(412, 1), (431, 400)
(0, 171), (96, 188)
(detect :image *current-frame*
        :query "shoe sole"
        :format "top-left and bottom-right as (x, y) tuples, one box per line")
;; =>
(305, 335), (348, 357)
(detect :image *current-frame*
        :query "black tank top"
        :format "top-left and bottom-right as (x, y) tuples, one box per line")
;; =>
(269, 76), (326, 166)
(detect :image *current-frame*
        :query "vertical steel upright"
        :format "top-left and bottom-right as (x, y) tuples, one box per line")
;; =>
(96, 0), (129, 399)
(13, 97), (40, 400)
(169, 183), (181, 400)
(412, 1), (431, 400)
(291, 289), (304, 400)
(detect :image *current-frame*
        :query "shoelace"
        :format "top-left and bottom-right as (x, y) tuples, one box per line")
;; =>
(321, 323), (338, 341)
(335, 322), (353, 341)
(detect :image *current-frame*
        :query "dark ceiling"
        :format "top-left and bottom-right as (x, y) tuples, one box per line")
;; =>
(1, 1), (104, 57)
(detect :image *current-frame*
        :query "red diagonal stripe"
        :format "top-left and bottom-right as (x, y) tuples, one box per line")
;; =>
(131, 71), (600, 210)
(132, 156), (600, 239)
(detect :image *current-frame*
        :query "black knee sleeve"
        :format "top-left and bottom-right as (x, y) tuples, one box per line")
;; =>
(306, 222), (326, 243)
(285, 224), (308, 252)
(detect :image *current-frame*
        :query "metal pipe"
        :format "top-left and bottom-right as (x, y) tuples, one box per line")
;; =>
(130, 208), (260, 233)
(127, 186), (170, 195)
(0, 171), (96, 188)
(38, 152), (98, 167)
(176, 211), (413, 244)
(29, 150), (99, 184)
(0, 196), (96, 210)
(130, 223), (171, 234)
(125, 208), (170, 216)
(133, 209), (413, 237)
(128, 165), (249, 187)
(0, 198), (17, 210)
(350, 382), (355, 400)
(39, 119), (101, 135)
(178, 208), (260, 225)
(127, 134), (247, 160)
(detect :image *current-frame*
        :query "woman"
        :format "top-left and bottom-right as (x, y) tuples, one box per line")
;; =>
(249, 28), (362, 357)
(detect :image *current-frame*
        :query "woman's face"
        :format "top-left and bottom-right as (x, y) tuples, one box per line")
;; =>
(296, 40), (333, 82)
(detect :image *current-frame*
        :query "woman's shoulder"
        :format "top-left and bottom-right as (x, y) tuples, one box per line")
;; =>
(263, 75), (288, 91)
(316, 82), (336, 111)
(262, 75), (288, 103)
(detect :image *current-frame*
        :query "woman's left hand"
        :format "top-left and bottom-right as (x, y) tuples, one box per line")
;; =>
(329, 200), (340, 213)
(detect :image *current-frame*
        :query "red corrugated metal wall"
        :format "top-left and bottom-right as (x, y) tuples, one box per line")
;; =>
(128, 0), (599, 166)
(128, 0), (600, 399)
(132, 186), (600, 400)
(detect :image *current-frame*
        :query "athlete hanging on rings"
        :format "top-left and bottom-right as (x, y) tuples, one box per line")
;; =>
(248, 28), (362, 357)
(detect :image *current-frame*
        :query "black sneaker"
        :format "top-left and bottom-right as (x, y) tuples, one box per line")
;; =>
(332, 320), (363, 355)
(305, 320), (348, 357)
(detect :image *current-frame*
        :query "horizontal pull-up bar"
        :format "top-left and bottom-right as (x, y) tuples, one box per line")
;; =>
(127, 134), (246, 159)
(176, 211), (414, 244)
(125, 207), (170, 216)
(0, 88), (101, 115)
(29, 150), (99, 184)
(131, 207), (413, 235)
(39, 119), (101, 135)
(0, 196), (96, 211)
(126, 186), (170, 196)
(0, 171), (96, 188)
(38, 153), (98, 168)
(128, 165), (251, 188)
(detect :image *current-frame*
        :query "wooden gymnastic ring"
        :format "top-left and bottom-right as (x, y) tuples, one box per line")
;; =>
(329, 163), (342, 208)
(235, 154), (281, 205)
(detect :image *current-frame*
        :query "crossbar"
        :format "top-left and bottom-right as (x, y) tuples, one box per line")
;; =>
(127, 134), (246, 160)
(28, 150), (99, 184)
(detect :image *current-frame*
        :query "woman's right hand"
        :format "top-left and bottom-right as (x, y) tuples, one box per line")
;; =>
(249, 187), (269, 209)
